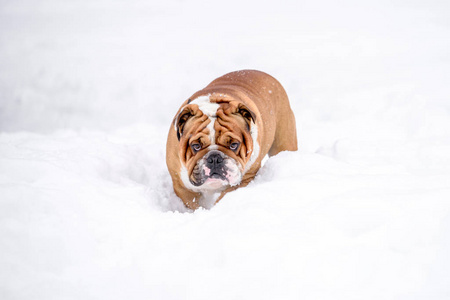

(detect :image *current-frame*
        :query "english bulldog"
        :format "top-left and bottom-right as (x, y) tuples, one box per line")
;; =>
(166, 70), (297, 209)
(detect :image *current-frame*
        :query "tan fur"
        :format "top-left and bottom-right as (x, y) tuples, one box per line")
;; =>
(166, 70), (297, 209)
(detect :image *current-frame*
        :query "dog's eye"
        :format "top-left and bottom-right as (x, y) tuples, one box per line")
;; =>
(229, 142), (240, 151)
(191, 143), (202, 153)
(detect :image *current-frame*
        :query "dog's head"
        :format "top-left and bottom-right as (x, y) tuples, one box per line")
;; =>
(173, 94), (259, 193)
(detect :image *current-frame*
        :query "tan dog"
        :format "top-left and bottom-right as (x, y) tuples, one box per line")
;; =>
(166, 70), (297, 209)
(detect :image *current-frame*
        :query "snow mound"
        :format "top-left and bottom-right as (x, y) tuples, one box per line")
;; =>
(1, 0), (450, 299)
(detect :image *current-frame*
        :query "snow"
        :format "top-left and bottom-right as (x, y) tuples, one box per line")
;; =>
(1, 0), (450, 299)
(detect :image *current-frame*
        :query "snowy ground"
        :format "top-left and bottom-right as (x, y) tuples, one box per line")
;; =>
(1, 0), (450, 299)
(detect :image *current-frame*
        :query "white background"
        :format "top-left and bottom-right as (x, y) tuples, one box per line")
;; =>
(1, 0), (450, 299)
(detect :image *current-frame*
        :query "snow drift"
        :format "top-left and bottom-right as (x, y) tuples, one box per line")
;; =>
(1, 0), (450, 299)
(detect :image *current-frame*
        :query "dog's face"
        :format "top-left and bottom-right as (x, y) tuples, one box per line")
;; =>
(174, 94), (259, 194)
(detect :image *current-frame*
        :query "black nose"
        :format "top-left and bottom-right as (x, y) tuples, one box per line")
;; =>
(206, 153), (224, 170)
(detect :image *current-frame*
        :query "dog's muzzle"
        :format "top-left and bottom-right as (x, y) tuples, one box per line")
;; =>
(190, 150), (238, 188)
(205, 152), (227, 179)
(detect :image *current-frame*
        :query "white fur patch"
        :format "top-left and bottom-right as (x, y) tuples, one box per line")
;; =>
(179, 165), (197, 192)
(190, 96), (219, 117)
(206, 118), (216, 145)
(225, 159), (243, 186)
(191, 95), (219, 145)
(244, 123), (259, 174)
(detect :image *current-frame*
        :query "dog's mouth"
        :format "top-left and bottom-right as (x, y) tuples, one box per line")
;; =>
(189, 150), (242, 189)
(209, 170), (226, 180)
(190, 168), (228, 187)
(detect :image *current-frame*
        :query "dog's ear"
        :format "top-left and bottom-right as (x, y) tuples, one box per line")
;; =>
(174, 106), (194, 141)
(237, 103), (256, 130)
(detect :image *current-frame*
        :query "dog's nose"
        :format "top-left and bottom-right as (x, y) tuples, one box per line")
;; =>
(206, 153), (224, 169)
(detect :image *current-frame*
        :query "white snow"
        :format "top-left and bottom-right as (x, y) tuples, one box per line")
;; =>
(1, 0), (450, 299)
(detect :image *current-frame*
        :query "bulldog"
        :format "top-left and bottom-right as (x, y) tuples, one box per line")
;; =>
(166, 70), (297, 209)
